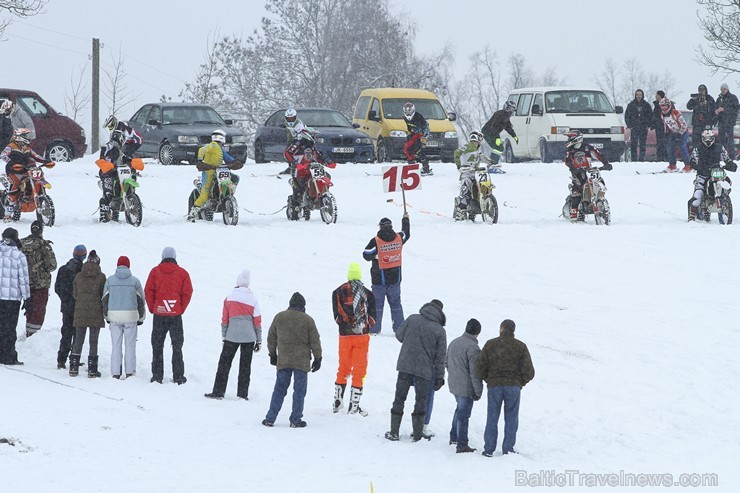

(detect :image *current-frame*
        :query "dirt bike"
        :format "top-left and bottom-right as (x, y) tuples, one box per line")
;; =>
(688, 166), (733, 224)
(97, 157), (145, 227)
(286, 158), (337, 224)
(562, 166), (611, 225)
(453, 165), (498, 224)
(188, 161), (243, 226)
(0, 162), (56, 226)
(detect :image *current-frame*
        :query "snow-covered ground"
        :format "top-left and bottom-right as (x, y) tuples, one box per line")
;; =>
(1, 156), (738, 492)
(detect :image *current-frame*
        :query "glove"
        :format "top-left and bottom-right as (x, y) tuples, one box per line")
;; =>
(254, 342), (261, 353)
(22, 298), (28, 314)
(420, 137), (427, 145)
(434, 377), (445, 391)
(137, 321), (144, 326)
(473, 394), (481, 402)
(269, 353), (277, 366)
(311, 357), (322, 373)
(514, 136), (519, 143)
(403, 212), (409, 219)
(495, 138), (502, 146)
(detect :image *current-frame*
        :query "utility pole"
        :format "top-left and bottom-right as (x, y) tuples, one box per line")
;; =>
(91, 37), (100, 152)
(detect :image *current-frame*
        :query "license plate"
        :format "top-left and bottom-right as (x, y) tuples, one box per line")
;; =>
(591, 143), (604, 149)
(332, 147), (354, 153)
(425, 140), (440, 147)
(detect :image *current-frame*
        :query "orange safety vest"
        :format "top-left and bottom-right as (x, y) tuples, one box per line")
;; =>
(376, 234), (403, 270)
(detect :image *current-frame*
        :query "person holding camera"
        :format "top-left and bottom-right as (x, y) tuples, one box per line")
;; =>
(686, 84), (717, 148)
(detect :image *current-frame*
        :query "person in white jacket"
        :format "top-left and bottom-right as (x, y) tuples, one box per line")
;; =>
(102, 256), (145, 379)
(0, 227), (30, 365)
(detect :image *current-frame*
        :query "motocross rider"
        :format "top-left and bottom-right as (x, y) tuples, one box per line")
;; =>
(2, 128), (49, 222)
(103, 115), (143, 160)
(280, 108), (308, 175)
(97, 130), (138, 222)
(688, 129), (737, 221)
(287, 128), (336, 217)
(452, 131), (495, 220)
(188, 129), (239, 222)
(564, 130), (612, 223)
(402, 102), (432, 176)
(481, 100), (518, 172)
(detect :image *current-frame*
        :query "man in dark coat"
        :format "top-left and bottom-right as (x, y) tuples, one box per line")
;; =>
(652, 90), (667, 162)
(625, 89), (653, 161)
(55, 244), (86, 369)
(481, 101), (518, 166)
(385, 299), (446, 443)
(687, 84), (717, 147)
(715, 83), (739, 159)
(363, 214), (410, 334)
(476, 319), (535, 457)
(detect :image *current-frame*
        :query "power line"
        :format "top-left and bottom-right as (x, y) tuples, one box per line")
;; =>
(0, 15), (90, 42)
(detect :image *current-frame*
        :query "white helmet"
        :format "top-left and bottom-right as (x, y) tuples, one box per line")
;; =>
(285, 108), (298, 127)
(104, 115), (118, 132)
(12, 128), (32, 146)
(0, 99), (14, 115)
(504, 101), (517, 114)
(469, 131), (483, 143)
(211, 129), (227, 144)
(701, 129), (716, 147)
(403, 102), (415, 120)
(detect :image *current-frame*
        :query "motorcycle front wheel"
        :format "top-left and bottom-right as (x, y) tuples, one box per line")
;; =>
(719, 195), (733, 225)
(222, 195), (239, 226)
(37, 195), (55, 227)
(481, 195), (498, 224)
(594, 199), (610, 225)
(124, 193), (143, 227)
(319, 193), (337, 224)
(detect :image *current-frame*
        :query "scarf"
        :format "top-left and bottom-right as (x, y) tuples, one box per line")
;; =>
(349, 280), (369, 334)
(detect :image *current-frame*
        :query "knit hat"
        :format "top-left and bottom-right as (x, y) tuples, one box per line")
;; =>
(289, 292), (306, 309)
(430, 299), (444, 310)
(698, 84), (708, 91)
(87, 250), (100, 264)
(162, 246), (176, 260)
(721, 83), (729, 91)
(465, 318), (482, 335)
(378, 217), (392, 230)
(1, 227), (21, 248)
(117, 256), (130, 268)
(73, 244), (87, 260)
(236, 269), (251, 288)
(30, 220), (43, 236)
(347, 262), (362, 281)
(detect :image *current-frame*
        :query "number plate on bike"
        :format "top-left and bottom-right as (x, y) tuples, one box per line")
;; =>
(332, 147), (354, 153)
(425, 140), (440, 147)
(217, 167), (231, 180)
(312, 166), (326, 178)
(118, 168), (132, 177)
(711, 168), (726, 179)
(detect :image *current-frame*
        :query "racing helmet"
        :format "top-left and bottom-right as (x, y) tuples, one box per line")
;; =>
(403, 102), (416, 120)
(211, 129), (227, 144)
(12, 128), (32, 146)
(659, 98), (672, 113)
(104, 115), (118, 132)
(469, 131), (483, 144)
(701, 129), (715, 147)
(285, 108), (298, 127)
(566, 131), (583, 149)
(504, 100), (517, 114)
(0, 99), (14, 115)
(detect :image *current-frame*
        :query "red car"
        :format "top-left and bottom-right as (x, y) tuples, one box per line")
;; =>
(624, 110), (740, 161)
(1, 88), (87, 161)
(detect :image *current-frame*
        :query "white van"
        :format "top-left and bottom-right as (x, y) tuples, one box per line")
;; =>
(503, 87), (625, 163)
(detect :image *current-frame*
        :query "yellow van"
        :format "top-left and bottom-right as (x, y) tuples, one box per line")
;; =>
(352, 88), (458, 162)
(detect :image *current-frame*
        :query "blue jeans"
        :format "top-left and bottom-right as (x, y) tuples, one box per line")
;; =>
(265, 368), (308, 424)
(483, 386), (521, 455)
(666, 132), (690, 165)
(370, 283), (404, 334)
(449, 395), (475, 448)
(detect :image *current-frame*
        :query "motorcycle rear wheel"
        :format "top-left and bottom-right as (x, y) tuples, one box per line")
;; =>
(319, 193), (337, 224)
(222, 196), (239, 226)
(124, 193), (143, 227)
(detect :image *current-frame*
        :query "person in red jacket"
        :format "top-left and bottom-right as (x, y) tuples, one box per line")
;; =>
(144, 246), (193, 385)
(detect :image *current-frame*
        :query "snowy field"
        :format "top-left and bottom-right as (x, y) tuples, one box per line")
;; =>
(1, 155), (739, 492)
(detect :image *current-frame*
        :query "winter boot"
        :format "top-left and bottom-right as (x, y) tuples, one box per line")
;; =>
(332, 383), (346, 413)
(385, 412), (402, 441)
(569, 208), (578, 223)
(411, 412), (428, 442)
(681, 164), (693, 173)
(422, 424), (435, 439)
(347, 386), (368, 416)
(187, 205), (200, 223)
(456, 445), (477, 453)
(689, 205), (698, 222)
(87, 356), (101, 378)
(69, 354), (81, 377)
(420, 163), (433, 176)
(664, 163), (678, 173)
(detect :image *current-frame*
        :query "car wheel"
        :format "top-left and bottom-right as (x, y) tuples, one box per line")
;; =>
(376, 138), (388, 163)
(158, 142), (175, 165)
(46, 141), (73, 162)
(539, 139), (552, 163)
(254, 140), (267, 163)
(504, 142), (516, 163)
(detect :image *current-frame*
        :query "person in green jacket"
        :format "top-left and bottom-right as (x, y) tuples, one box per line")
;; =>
(20, 220), (56, 337)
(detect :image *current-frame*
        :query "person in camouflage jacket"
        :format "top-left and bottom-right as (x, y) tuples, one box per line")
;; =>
(20, 220), (57, 337)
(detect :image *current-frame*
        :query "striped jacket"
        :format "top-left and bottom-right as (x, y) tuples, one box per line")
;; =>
(0, 239), (30, 301)
(221, 286), (262, 344)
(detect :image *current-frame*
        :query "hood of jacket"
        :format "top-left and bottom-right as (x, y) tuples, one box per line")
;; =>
(419, 302), (446, 326)
(115, 266), (132, 279)
(81, 262), (102, 278)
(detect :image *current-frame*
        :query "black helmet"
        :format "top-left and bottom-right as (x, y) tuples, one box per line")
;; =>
(566, 131), (583, 149)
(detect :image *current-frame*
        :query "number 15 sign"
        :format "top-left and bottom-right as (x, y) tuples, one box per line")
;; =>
(382, 164), (422, 193)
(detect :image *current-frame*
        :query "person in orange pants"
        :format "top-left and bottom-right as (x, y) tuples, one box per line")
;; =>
(332, 262), (376, 415)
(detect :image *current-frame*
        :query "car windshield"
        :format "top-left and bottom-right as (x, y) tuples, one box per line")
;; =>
(545, 91), (615, 113)
(382, 98), (448, 120)
(296, 110), (352, 127)
(161, 106), (226, 125)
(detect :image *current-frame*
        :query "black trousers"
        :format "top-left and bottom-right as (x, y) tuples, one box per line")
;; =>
(0, 300), (21, 364)
(630, 126), (648, 161)
(655, 127), (667, 161)
(57, 309), (77, 364)
(212, 341), (255, 397)
(151, 315), (184, 381)
(391, 371), (431, 416)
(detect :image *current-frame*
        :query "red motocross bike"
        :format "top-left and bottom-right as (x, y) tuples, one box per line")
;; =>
(286, 149), (337, 224)
(0, 162), (56, 226)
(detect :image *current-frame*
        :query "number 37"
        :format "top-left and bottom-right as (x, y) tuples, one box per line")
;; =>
(383, 164), (422, 193)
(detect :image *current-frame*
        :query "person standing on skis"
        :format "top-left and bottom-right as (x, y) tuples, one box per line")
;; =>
(402, 103), (432, 176)
(481, 101), (518, 171)
(659, 98), (691, 173)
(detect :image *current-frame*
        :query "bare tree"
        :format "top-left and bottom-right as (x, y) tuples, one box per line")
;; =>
(538, 66), (567, 87)
(593, 58), (619, 106)
(63, 65), (91, 122)
(695, 0), (740, 77)
(180, 30), (224, 106)
(0, 0), (45, 40)
(102, 48), (138, 117)
(507, 53), (533, 90)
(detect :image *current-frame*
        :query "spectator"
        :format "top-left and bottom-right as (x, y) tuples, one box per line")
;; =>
(5, 100), (36, 140)
(331, 262), (376, 415)
(102, 256), (145, 379)
(0, 100), (14, 149)
(145, 247), (193, 385)
(447, 318), (484, 454)
(55, 245), (87, 369)
(362, 214), (410, 334)
(652, 90), (668, 162)
(20, 220), (57, 337)
(659, 98), (691, 173)
(263, 292), (322, 428)
(687, 84), (717, 147)
(385, 299), (446, 443)
(476, 319), (535, 457)
(0, 227), (30, 365)
(70, 250), (106, 378)
(205, 269), (262, 400)
(624, 89), (653, 161)
(715, 83), (739, 158)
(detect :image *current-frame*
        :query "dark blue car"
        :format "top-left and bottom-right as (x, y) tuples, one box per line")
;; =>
(253, 107), (375, 163)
